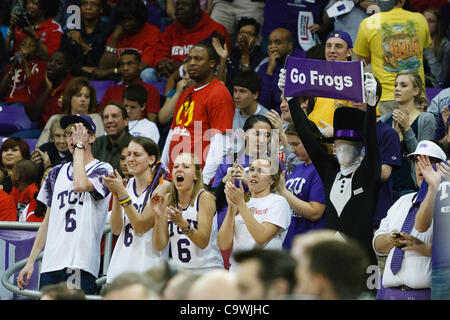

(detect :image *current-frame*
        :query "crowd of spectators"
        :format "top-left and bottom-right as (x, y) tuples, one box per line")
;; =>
(0, 0), (449, 301)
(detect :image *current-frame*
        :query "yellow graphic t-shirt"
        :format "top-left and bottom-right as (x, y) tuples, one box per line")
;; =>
(354, 8), (431, 101)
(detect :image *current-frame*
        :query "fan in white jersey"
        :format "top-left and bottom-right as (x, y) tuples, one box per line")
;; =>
(218, 157), (291, 271)
(17, 114), (113, 295)
(102, 136), (169, 283)
(152, 153), (224, 273)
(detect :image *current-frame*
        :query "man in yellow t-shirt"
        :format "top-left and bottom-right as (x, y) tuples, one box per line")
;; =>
(353, 0), (431, 115)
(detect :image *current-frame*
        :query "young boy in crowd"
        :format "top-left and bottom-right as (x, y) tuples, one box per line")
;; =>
(10, 159), (39, 220)
(123, 84), (160, 144)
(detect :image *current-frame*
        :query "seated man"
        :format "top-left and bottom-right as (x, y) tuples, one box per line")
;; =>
(99, 49), (160, 123)
(96, 0), (162, 81)
(225, 17), (266, 89)
(26, 51), (72, 129)
(256, 28), (293, 113)
(92, 101), (132, 175)
(152, 0), (230, 80)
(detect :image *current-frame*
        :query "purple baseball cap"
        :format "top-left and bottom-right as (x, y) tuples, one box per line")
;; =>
(326, 30), (353, 48)
(60, 114), (96, 134)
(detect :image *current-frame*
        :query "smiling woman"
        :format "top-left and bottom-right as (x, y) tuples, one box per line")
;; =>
(36, 77), (105, 148)
(0, 137), (31, 193)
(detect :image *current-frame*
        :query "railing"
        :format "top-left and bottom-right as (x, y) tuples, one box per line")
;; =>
(0, 221), (113, 300)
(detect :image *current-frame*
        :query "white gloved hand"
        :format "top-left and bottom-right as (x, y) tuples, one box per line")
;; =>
(364, 72), (377, 107)
(278, 68), (293, 101)
(278, 68), (286, 94)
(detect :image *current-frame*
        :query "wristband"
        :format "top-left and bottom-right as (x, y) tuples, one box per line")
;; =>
(182, 224), (195, 236)
(118, 195), (130, 202)
(119, 197), (131, 204)
(120, 198), (132, 207)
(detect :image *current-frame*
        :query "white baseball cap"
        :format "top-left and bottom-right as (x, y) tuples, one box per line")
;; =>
(407, 140), (447, 162)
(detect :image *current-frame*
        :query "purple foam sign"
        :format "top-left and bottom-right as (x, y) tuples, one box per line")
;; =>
(284, 56), (365, 102)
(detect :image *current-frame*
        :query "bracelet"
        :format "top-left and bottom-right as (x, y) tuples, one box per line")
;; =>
(120, 198), (132, 207)
(119, 197), (131, 205)
(105, 45), (117, 54)
(118, 195), (130, 202)
(181, 224), (194, 236)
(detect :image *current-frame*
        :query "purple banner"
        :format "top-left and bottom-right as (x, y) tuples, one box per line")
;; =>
(284, 56), (365, 102)
(0, 230), (39, 300)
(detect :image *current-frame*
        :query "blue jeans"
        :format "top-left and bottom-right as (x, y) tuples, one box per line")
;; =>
(39, 268), (98, 295)
(431, 267), (450, 300)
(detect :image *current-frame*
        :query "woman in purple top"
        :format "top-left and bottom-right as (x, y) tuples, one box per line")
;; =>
(277, 122), (327, 249)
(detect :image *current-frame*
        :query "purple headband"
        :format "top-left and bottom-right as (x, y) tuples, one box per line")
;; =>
(334, 129), (363, 140)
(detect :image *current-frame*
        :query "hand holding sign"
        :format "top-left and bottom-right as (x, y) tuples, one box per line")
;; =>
(278, 68), (293, 101)
(364, 73), (377, 107)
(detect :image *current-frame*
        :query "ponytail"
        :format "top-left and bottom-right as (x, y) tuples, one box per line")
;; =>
(141, 161), (166, 211)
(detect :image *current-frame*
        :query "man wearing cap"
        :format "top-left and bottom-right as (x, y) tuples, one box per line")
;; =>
(288, 73), (381, 270)
(354, 0), (431, 115)
(307, 30), (354, 132)
(17, 114), (113, 295)
(373, 140), (446, 300)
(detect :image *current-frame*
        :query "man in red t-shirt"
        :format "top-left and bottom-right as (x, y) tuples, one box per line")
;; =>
(98, 50), (160, 122)
(161, 40), (234, 186)
(95, 0), (162, 81)
(26, 51), (72, 128)
(154, 0), (230, 79)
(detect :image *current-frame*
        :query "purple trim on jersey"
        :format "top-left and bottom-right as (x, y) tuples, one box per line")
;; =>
(40, 164), (64, 207)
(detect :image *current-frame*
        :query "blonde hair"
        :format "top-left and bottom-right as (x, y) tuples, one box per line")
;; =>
(168, 153), (205, 207)
(249, 156), (281, 194)
(396, 70), (429, 110)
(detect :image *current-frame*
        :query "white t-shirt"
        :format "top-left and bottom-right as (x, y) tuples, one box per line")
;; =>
(230, 193), (291, 270)
(106, 178), (164, 283)
(373, 192), (433, 289)
(37, 160), (113, 277)
(168, 191), (224, 273)
(128, 119), (160, 144)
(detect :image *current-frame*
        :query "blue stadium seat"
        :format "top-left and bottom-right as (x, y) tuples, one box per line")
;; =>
(0, 104), (37, 136)
(90, 80), (115, 104)
(146, 81), (167, 96)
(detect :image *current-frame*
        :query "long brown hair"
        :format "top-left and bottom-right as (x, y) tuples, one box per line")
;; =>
(396, 70), (428, 110)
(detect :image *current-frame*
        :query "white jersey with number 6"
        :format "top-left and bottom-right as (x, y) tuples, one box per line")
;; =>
(37, 160), (113, 278)
(168, 191), (224, 273)
(106, 178), (165, 283)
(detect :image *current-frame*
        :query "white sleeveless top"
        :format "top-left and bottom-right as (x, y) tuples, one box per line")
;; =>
(168, 190), (224, 273)
(106, 178), (165, 283)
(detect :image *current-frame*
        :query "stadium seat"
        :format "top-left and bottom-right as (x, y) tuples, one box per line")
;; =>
(426, 87), (444, 103)
(90, 80), (115, 104)
(0, 104), (37, 136)
(146, 81), (167, 96)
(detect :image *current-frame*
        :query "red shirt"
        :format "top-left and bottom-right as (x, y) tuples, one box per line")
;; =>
(0, 189), (17, 221)
(27, 75), (72, 128)
(10, 184), (39, 210)
(98, 80), (160, 116)
(107, 22), (162, 68)
(21, 199), (45, 222)
(3, 59), (46, 104)
(14, 18), (63, 57)
(155, 11), (230, 65)
(167, 78), (234, 175)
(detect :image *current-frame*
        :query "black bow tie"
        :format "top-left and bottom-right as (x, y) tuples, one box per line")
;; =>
(338, 172), (353, 180)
